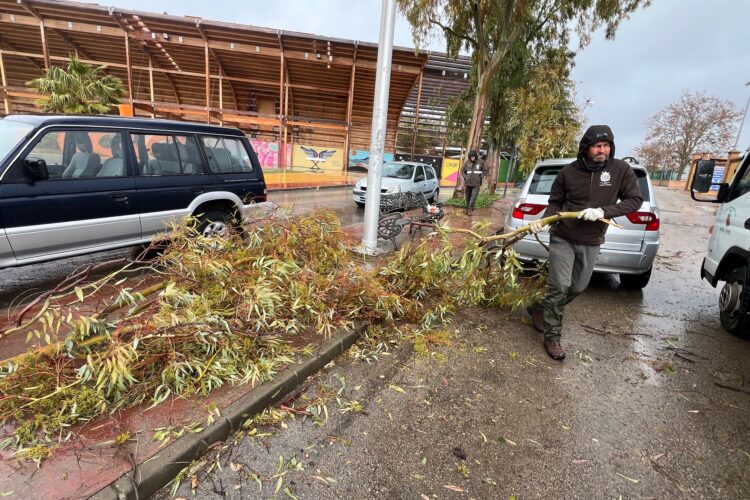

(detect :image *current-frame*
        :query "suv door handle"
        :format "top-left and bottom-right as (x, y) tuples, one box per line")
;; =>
(110, 192), (129, 202)
(744, 218), (750, 230)
(193, 188), (205, 195)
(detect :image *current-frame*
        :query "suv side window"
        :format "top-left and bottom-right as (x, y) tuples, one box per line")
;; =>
(9, 129), (125, 181)
(131, 133), (205, 176)
(201, 136), (253, 173)
(425, 166), (435, 180)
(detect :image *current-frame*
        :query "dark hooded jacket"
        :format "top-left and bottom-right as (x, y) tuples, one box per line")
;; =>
(541, 125), (643, 245)
(461, 150), (486, 187)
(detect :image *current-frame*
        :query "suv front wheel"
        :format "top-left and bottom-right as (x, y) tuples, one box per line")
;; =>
(620, 266), (652, 289)
(196, 210), (231, 238)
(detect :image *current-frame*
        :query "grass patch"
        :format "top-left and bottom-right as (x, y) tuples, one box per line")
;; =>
(444, 192), (502, 209)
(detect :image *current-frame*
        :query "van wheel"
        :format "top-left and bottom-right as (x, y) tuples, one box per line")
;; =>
(720, 265), (748, 337)
(430, 188), (440, 203)
(196, 210), (231, 238)
(619, 266), (652, 289)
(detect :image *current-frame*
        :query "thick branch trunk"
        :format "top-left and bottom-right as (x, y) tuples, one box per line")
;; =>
(453, 77), (490, 198)
(486, 144), (499, 194)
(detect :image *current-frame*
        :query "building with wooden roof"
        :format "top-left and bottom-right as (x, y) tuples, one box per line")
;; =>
(0, 0), (471, 170)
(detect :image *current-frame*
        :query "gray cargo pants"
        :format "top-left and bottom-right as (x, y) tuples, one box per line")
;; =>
(465, 185), (480, 209)
(541, 235), (600, 341)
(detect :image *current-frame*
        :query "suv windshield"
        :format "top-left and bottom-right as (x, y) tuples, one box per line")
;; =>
(383, 163), (414, 179)
(529, 164), (650, 202)
(0, 120), (34, 165)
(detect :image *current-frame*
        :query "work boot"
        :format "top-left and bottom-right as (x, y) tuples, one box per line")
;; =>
(526, 306), (544, 333)
(543, 339), (566, 360)
(467, 208), (473, 216)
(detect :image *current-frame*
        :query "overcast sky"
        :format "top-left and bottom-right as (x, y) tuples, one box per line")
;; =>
(84, 0), (750, 156)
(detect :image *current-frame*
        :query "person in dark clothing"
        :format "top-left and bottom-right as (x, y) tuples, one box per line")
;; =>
(527, 125), (643, 360)
(461, 150), (486, 215)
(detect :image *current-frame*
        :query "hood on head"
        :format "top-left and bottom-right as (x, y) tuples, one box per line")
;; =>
(578, 125), (615, 162)
(468, 150), (478, 160)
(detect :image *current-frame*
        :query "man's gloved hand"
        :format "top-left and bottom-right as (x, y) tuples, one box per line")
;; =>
(577, 207), (604, 221)
(528, 220), (547, 234)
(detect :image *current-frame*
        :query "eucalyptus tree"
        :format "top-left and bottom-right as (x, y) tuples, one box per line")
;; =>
(398, 0), (648, 193)
(27, 56), (125, 114)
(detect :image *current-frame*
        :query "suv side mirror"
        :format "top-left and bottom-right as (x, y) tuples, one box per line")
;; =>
(23, 157), (49, 182)
(691, 159), (715, 193)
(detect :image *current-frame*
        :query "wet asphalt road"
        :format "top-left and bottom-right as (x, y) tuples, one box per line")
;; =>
(157, 187), (750, 499)
(0, 187), (365, 311)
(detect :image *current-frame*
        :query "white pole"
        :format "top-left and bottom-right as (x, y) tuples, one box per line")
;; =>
(362, 0), (397, 254)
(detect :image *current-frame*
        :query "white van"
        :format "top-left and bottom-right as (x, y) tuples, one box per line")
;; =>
(690, 151), (750, 335)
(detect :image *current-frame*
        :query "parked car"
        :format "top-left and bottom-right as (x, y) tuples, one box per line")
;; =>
(352, 161), (440, 207)
(690, 151), (750, 335)
(504, 157), (660, 289)
(0, 114), (267, 269)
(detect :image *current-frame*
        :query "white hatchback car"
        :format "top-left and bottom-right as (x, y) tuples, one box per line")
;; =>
(352, 161), (440, 207)
(505, 157), (660, 289)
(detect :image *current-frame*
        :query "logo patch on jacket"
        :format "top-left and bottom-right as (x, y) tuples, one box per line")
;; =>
(599, 171), (611, 186)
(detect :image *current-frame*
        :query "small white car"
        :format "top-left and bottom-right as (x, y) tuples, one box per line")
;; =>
(691, 151), (750, 335)
(353, 161), (440, 207)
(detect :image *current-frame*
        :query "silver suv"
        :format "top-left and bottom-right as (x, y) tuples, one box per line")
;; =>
(505, 158), (660, 289)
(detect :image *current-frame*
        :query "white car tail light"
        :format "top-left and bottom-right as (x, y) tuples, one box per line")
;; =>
(512, 203), (547, 219)
(625, 211), (660, 231)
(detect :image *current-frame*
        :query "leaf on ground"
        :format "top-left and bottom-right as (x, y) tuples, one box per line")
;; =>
(498, 436), (517, 446)
(274, 476), (283, 495)
(616, 472), (640, 484)
(479, 431), (488, 443)
(388, 384), (406, 394)
(229, 462), (242, 471)
(312, 476), (329, 486)
(444, 485), (465, 492)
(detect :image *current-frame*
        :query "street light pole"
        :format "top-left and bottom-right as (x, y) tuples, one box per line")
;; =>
(361, 0), (397, 254)
(734, 81), (750, 150)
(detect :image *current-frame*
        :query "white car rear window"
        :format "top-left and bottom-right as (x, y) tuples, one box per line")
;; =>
(529, 165), (650, 202)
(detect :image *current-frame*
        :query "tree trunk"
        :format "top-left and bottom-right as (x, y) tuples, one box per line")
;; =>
(453, 75), (490, 199)
(486, 144), (499, 194)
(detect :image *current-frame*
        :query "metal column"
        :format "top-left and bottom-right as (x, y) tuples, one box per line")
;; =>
(361, 0), (397, 254)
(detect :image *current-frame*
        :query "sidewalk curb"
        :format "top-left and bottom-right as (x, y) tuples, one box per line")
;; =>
(89, 325), (366, 500)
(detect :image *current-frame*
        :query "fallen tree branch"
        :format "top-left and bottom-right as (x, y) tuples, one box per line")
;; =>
(438, 211), (622, 247)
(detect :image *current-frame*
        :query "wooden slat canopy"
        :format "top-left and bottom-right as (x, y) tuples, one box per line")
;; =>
(0, 0), (472, 167)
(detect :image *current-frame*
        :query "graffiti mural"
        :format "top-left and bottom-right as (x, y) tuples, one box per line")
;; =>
(292, 144), (344, 172)
(250, 140), (279, 169)
(348, 150), (395, 172)
(441, 158), (461, 186)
